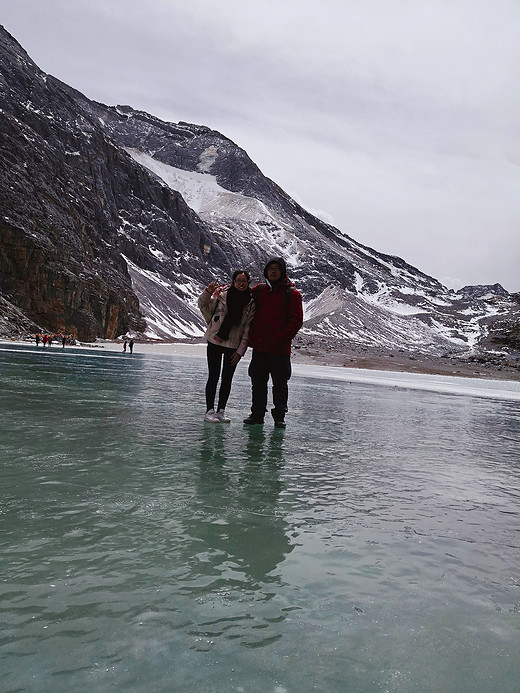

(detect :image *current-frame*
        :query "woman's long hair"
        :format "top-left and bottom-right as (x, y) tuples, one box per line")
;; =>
(215, 270), (252, 341)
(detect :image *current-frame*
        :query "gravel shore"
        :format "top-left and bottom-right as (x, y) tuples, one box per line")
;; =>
(289, 340), (520, 381)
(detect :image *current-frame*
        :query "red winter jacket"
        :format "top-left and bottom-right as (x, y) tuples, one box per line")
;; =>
(247, 279), (303, 356)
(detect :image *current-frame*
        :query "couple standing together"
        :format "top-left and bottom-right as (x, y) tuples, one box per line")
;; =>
(198, 258), (303, 428)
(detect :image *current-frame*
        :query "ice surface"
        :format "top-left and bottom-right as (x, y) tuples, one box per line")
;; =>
(2, 341), (520, 693)
(293, 363), (520, 401)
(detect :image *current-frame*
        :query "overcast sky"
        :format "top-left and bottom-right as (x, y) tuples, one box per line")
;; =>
(3, 0), (519, 291)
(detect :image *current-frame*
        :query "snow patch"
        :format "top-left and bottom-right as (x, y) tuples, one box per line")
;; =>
(125, 148), (225, 214)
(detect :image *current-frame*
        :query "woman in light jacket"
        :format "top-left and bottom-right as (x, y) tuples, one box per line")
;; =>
(198, 270), (255, 422)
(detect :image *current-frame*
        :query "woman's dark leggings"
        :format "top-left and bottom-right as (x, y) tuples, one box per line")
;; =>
(205, 341), (238, 412)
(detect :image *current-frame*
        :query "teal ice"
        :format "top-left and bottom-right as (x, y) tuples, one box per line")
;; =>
(1, 344), (520, 693)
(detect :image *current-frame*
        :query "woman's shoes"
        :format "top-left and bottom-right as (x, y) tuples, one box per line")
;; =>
(215, 410), (231, 422)
(204, 409), (231, 423)
(204, 409), (220, 423)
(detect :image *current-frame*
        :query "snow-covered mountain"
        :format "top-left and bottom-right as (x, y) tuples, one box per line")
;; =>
(1, 25), (518, 359)
(74, 95), (520, 358)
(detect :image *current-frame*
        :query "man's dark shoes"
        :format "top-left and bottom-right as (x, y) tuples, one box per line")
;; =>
(271, 408), (286, 428)
(243, 415), (264, 425)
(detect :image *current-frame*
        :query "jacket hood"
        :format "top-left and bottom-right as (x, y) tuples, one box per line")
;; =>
(263, 257), (287, 280)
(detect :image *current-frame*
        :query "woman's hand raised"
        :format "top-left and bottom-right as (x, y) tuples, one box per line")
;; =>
(205, 279), (220, 295)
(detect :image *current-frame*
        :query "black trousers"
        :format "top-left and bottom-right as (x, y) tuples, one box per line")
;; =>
(248, 350), (292, 418)
(205, 341), (238, 412)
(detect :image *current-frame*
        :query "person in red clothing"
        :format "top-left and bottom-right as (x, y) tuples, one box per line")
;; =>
(243, 257), (303, 428)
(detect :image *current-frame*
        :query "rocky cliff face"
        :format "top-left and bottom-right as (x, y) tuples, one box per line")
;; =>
(1, 25), (519, 363)
(0, 29), (145, 339)
(0, 26), (216, 340)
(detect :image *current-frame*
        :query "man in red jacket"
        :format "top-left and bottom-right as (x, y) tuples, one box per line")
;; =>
(243, 257), (303, 428)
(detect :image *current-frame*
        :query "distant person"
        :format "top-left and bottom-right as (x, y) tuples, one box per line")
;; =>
(42, 334), (48, 347)
(62, 335), (66, 348)
(243, 258), (303, 428)
(198, 270), (256, 423)
(35, 334), (40, 346)
(123, 340), (127, 352)
(129, 339), (134, 354)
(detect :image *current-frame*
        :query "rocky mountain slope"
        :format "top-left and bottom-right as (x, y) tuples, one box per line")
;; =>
(1, 25), (518, 363)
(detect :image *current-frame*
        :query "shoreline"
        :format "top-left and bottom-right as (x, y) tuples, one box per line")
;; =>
(2, 337), (519, 383)
(290, 347), (520, 382)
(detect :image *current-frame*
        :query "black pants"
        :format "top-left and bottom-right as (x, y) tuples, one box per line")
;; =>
(205, 341), (238, 411)
(248, 350), (292, 418)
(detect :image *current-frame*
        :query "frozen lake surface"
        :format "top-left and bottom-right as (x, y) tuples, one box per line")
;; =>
(1, 343), (520, 692)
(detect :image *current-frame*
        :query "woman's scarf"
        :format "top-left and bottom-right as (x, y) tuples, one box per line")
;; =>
(216, 285), (252, 341)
